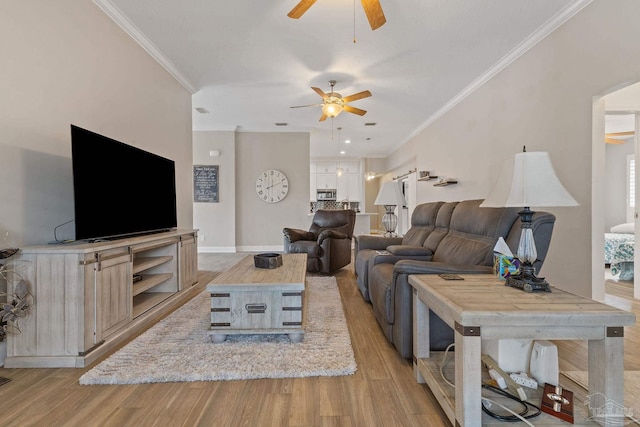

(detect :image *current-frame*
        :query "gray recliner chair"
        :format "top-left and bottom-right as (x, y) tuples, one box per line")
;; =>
(283, 209), (356, 274)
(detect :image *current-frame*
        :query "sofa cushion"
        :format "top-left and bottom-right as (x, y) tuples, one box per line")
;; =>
(369, 263), (395, 324)
(431, 200), (519, 266)
(387, 245), (432, 257)
(401, 202), (444, 246)
(423, 201), (457, 251)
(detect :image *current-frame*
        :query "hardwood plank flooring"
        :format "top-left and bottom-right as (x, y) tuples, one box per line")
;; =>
(0, 254), (637, 426)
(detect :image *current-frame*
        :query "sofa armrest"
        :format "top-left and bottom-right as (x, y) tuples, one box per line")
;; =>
(392, 260), (493, 276)
(386, 245), (433, 257)
(355, 235), (403, 252)
(283, 228), (315, 243)
(317, 229), (348, 244)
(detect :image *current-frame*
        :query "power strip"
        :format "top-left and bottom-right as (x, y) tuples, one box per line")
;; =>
(510, 372), (538, 389)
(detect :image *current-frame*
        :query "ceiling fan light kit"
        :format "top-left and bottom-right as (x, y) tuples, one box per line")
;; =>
(291, 80), (371, 122)
(322, 99), (344, 118)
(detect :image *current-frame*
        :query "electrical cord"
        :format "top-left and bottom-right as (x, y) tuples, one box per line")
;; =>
(481, 383), (541, 423)
(50, 219), (75, 244)
(438, 343), (541, 425)
(439, 343), (455, 388)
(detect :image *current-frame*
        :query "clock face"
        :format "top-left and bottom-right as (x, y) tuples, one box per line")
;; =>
(255, 169), (289, 203)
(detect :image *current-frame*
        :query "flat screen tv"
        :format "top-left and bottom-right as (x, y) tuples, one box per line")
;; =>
(71, 125), (177, 241)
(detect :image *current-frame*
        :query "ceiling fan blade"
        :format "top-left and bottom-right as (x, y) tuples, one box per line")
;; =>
(605, 137), (626, 144)
(319, 113), (328, 122)
(311, 87), (328, 99)
(342, 90), (372, 103)
(361, 0), (386, 30)
(605, 131), (635, 138)
(343, 105), (367, 116)
(290, 103), (323, 108)
(287, 0), (317, 19)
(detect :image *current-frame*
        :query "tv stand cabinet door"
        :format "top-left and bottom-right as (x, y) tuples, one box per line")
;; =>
(179, 232), (198, 290)
(94, 251), (132, 341)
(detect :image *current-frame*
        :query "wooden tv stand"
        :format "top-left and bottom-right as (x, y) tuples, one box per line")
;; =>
(4, 229), (199, 368)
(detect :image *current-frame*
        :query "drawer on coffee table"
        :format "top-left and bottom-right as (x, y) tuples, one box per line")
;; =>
(210, 290), (303, 330)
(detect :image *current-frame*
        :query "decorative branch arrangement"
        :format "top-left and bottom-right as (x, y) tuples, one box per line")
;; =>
(0, 249), (33, 342)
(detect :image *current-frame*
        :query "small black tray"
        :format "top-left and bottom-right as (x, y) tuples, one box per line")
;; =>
(254, 253), (283, 269)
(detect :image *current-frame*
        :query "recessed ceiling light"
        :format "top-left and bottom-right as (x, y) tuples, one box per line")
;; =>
(340, 150), (346, 155)
(195, 107), (210, 114)
(345, 139), (351, 144)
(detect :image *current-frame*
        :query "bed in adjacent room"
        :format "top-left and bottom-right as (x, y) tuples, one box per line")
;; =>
(605, 222), (635, 280)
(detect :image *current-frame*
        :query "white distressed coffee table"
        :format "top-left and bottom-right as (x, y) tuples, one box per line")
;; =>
(206, 253), (307, 343)
(409, 274), (636, 427)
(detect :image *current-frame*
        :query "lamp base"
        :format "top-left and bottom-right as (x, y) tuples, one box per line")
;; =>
(505, 264), (551, 293)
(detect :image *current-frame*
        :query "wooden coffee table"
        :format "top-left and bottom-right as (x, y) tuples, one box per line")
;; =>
(409, 274), (636, 427)
(206, 253), (307, 343)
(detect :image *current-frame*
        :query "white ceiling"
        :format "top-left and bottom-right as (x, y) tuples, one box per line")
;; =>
(97, 0), (586, 158)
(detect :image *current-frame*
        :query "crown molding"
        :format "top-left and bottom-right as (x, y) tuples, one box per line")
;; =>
(93, 0), (197, 94)
(402, 0), (594, 147)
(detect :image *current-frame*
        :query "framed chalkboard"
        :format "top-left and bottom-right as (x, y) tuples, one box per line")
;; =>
(194, 165), (219, 202)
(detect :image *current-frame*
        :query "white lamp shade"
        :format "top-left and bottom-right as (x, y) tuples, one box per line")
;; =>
(374, 181), (406, 206)
(480, 151), (578, 208)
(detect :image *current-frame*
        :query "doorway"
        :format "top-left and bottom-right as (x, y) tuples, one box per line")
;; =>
(596, 82), (640, 300)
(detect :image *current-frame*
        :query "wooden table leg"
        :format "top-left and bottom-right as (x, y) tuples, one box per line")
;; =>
(455, 322), (482, 427)
(412, 288), (430, 383)
(587, 326), (626, 426)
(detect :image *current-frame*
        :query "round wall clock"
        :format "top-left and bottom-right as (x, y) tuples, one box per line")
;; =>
(255, 169), (289, 203)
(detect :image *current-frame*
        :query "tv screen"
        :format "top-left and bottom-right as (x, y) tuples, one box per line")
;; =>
(71, 125), (177, 241)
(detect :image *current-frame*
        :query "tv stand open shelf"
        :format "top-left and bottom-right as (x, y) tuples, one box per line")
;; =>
(5, 229), (199, 368)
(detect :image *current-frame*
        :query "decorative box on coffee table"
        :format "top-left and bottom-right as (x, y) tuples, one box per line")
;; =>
(206, 253), (307, 343)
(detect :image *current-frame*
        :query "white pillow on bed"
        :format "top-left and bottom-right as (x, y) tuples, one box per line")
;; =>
(610, 223), (635, 234)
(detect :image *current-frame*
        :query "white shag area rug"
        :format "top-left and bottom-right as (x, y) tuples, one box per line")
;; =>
(79, 276), (356, 385)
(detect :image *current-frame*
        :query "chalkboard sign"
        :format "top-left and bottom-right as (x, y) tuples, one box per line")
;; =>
(194, 165), (219, 202)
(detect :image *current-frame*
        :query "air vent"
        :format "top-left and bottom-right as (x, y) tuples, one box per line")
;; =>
(364, 122), (376, 126)
(195, 107), (210, 114)
(275, 123), (288, 126)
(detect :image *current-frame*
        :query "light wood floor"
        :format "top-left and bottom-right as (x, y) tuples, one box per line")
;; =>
(0, 254), (637, 427)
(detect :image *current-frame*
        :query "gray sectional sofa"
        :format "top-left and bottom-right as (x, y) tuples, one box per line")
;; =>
(354, 199), (556, 359)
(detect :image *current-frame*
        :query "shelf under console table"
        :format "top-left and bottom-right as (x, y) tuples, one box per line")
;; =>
(409, 274), (635, 426)
(4, 229), (199, 368)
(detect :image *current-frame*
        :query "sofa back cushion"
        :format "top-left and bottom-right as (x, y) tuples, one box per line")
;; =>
(431, 199), (519, 266)
(401, 202), (444, 246)
(423, 201), (458, 252)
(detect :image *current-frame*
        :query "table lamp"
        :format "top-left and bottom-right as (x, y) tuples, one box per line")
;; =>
(480, 148), (578, 292)
(374, 181), (406, 236)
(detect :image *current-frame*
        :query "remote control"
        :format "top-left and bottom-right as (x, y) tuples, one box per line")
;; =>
(439, 273), (464, 280)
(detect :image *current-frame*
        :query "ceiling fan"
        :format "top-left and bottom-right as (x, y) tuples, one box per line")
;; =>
(290, 80), (372, 122)
(605, 131), (635, 144)
(287, 0), (386, 31)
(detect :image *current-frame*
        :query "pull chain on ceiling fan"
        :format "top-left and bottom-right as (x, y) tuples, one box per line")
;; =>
(287, 0), (386, 31)
(290, 80), (372, 122)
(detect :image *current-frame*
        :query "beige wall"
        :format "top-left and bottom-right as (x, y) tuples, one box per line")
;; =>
(195, 131), (357, 251)
(385, 0), (640, 298)
(0, 0), (193, 247)
(193, 131), (236, 252)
